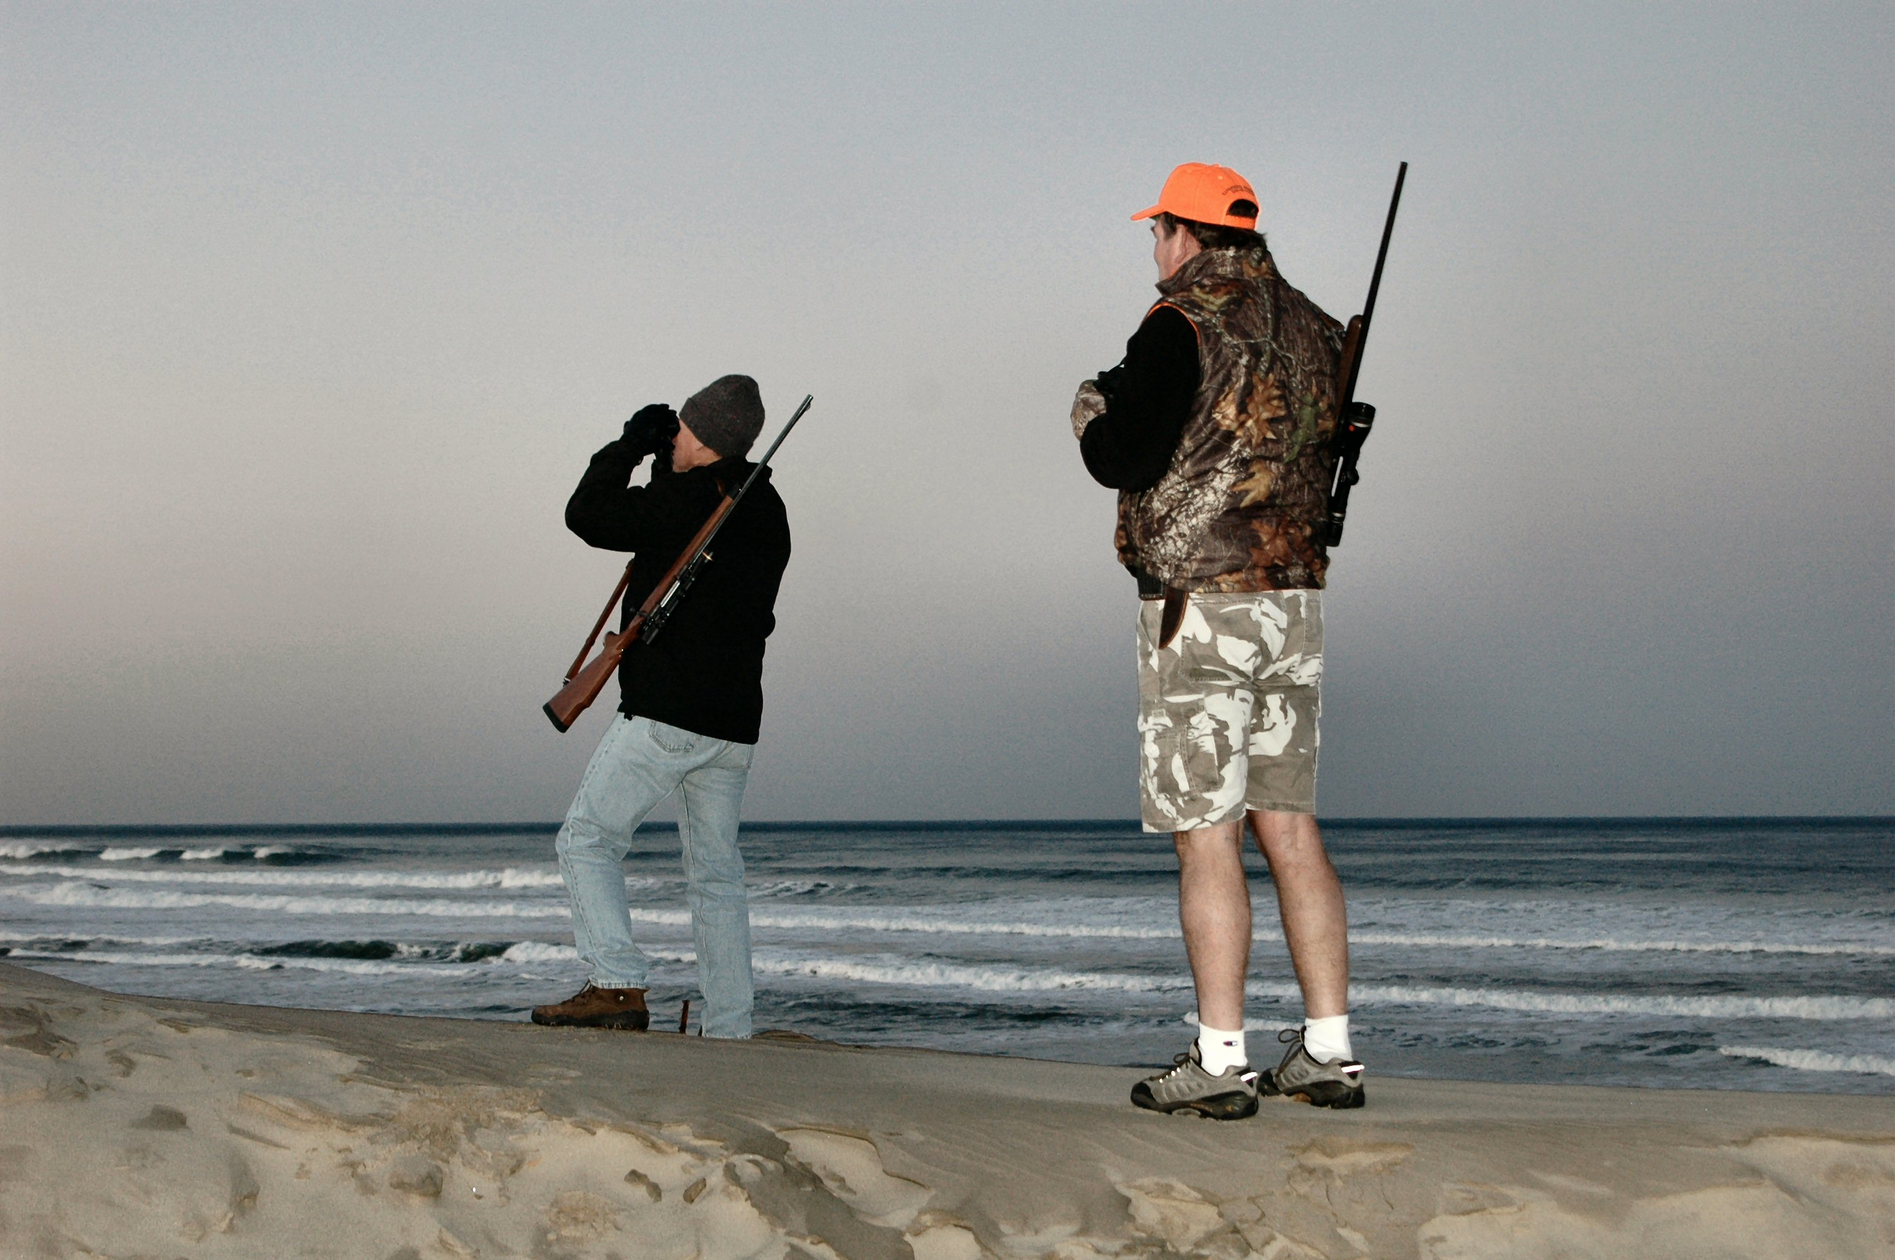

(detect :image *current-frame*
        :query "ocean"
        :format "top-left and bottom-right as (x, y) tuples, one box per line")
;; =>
(2, 818), (1889, 1093)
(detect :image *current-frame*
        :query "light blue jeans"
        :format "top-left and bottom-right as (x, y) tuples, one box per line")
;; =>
(555, 714), (756, 1038)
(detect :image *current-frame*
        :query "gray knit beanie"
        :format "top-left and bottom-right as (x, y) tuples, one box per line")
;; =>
(679, 374), (765, 459)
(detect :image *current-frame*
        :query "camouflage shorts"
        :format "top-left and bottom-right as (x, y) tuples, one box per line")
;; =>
(1136, 590), (1323, 832)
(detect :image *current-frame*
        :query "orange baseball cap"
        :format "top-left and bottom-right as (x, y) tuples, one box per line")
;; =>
(1131, 162), (1259, 228)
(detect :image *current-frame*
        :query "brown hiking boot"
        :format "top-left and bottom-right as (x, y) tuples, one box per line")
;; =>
(530, 983), (650, 1030)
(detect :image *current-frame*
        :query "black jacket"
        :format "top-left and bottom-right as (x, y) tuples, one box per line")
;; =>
(565, 441), (791, 745)
(1079, 304), (1201, 491)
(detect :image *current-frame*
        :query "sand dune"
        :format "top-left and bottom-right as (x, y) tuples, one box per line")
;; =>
(1, 962), (1890, 1259)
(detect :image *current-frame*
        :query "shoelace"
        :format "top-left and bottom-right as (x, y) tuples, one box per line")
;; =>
(1277, 1026), (1363, 1075)
(1158, 1051), (1196, 1080)
(1158, 1052), (1259, 1088)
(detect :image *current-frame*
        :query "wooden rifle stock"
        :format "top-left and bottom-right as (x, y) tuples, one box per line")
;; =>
(1337, 316), (1365, 414)
(542, 498), (735, 732)
(542, 394), (813, 733)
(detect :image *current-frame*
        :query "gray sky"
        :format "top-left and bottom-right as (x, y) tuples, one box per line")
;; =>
(4, 2), (1891, 824)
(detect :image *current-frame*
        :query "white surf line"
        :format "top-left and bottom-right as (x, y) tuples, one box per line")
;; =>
(8, 861), (1887, 956)
(1717, 1046), (1895, 1077)
(495, 945), (1895, 1018)
(0, 929), (204, 948)
(24, 877), (1873, 960)
(749, 954), (1181, 994)
(677, 951), (1895, 1019)
(741, 913), (1893, 955)
(743, 909), (1177, 939)
(9, 874), (1887, 960)
(1331, 983), (1895, 1022)
(5, 948), (471, 979)
(493, 942), (1179, 994)
(0, 883), (572, 919)
(553, 904), (1895, 953)
(0, 862), (571, 890)
(1345, 930), (1895, 958)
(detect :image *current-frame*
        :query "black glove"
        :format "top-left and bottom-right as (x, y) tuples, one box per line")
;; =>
(621, 404), (680, 458)
(1093, 362), (1127, 407)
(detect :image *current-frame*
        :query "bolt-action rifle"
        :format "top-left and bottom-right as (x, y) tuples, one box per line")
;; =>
(1319, 161), (1407, 548)
(542, 395), (813, 733)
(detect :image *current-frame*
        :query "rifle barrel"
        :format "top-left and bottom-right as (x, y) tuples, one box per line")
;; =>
(733, 395), (813, 501)
(1357, 163), (1406, 353)
(1339, 162), (1407, 410)
(685, 394), (813, 573)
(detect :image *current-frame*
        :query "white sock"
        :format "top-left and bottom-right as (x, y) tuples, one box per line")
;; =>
(1303, 1014), (1353, 1063)
(1196, 1022), (1247, 1075)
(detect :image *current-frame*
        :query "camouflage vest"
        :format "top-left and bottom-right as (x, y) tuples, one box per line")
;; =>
(1116, 246), (1345, 592)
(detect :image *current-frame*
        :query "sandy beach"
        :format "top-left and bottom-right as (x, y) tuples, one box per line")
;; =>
(2, 961), (1890, 1259)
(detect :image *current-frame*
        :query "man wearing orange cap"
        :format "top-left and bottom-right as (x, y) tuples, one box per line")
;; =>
(1073, 163), (1364, 1118)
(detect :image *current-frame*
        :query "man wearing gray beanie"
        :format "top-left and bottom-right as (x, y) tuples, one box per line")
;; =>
(534, 373), (791, 1039)
(677, 373), (766, 460)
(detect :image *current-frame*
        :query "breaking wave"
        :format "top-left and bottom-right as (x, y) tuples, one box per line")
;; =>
(0, 842), (90, 860)
(0, 842), (353, 864)
(1717, 1045), (1895, 1077)
(749, 880), (862, 899)
(499, 941), (580, 964)
(5, 933), (567, 968)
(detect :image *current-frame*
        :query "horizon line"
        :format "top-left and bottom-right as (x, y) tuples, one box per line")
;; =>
(2, 815), (1890, 838)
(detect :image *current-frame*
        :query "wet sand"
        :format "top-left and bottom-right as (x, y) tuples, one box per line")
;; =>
(2, 961), (1890, 1258)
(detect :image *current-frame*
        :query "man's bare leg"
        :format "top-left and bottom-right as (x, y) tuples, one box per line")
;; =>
(1173, 821), (1251, 1031)
(1133, 818), (1264, 1116)
(1248, 809), (1348, 1018)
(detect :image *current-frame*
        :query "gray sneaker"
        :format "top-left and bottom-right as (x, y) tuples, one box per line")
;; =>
(1130, 1045), (1260, 1120)
(1259, 1028), (1365, 1109)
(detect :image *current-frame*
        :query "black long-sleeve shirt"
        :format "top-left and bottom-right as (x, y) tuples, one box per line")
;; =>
(565, 441), (791, 744)
(1079, 304), (1201, 491)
